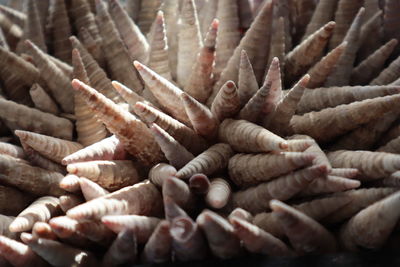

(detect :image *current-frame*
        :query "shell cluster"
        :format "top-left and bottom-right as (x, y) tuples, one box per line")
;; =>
(0, 0), (400, 265)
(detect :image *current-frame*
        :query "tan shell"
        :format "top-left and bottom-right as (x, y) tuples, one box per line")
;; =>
(142, 220), (172, 263)
(237, 50), (259, 106)
(29, 83), (60, 115)
(162, 176), (197, 211)
(205, 177), (231, 209)
(50, 0), (72, 63)
(79, 177), (109, 201)
(212, 80), (241, 122)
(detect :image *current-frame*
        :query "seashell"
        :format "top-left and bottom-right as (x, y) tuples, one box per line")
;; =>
(0, 235), (48, 267)
(265, 74), (310, 136)
(101, 229), (137, 266)
(0, 27), (9, 50)
(370, 53), (400, 85)
(170, 216), (208, 261)
(181, 92), (219, 139)
(188, 173), (210, 195)
(25, 40), (74, 113)
(72, 49), (108, 146)
(231, 164), (327, 214)
(21, 233), (99, 266)
(196, 210), (242, 259)
(134, 61), (191, 125)
(77, 27), (106, 69)
(267, 17), (285, 72)
(75, 219), (115, 245)
(62, 135), (127, 165)
(213, 0), (241, 83)
(210, 0), (274, 105)
(211, 81), (241, 123)
(96, 0), (143, 92)
(303, 0), (337, 40)
(71, 79), (164, 166)
(59, 174), (81, 193)
(328, 0), (363, 51)
(137, 0), (162, 35)
(300, 175), (361, 197)
(260, 57), (283, 116)
(228, 152), (315, 188)
(307, 41), (347, 89)
(270, 200), (337, 254)
(9, 196), (60, 233)
(67, 160), (141, 191)
(219, 119), (288, 153)
(340, 190), (400, 250)
(0, 154), (65, 196)
(377, 135), (400, 153)
(351, 39), (398, 86)
(205, 177), (231, 209)
(290, 135), (332, 169)
(358, 10), (383, 54)
(0, 141), (25, 159)
(79, 177), (109, 201)
(0, 4), (26, 28)
(291, 93), (400, 143)
(238, 0), (253, 30)
(16, 0), (46, 54)
(230, 217), (293, 257)
(32, 222), (57, 240)
(0, 99), (73, 140)
(141, 220), (172, 263)
(67, 180), (163, 220)
(161, 0), (179, 80)
(59, 194), (84, 213)
(177, 0), (203, 87)
(185, 19), (218, 103)
(29, 83), (60, 115)
(325, 8), (365, 87)
(21, 143), (67, 174)
(238, 50), (260, 106)
(101, 214), (160, 243)
(148, 163), (177, 188)
(15, 130), (83, 164)
(150, 123), (194, 169)
(162, 176), (197, 212)
(198, 0), (217, 38)
(0, 11), (23, 49)
(109, 0), (149, 63)
(228, 207), (254, 223)
(383, 0), (400, 57)
(176, 143), (233, 179)
(285, 22), (335, 85)
(50, 0), (72, 64)
(253, 194), (351, 238)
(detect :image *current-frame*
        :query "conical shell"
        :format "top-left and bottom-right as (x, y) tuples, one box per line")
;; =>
(15, 130), (83, 163)
(21, 233), (98, 267)
(177, 0), (203, 87)
(189, 173), (211, 195)
(134, 61), (191, 125)
(285, 22), (335, 84)
(150, 123), (194, 169)
(219, 119), (288, 153)
(213, 0), (241, 82)
(205, 177), (231, 209)
(77, 27), (106, 69)
(161, 0), (179, 80)
(0, 12), (23, 49)
(170, 216), (208, 262)
(9, 196), (60, 233)
(101, 229), (137, 266)
(196, 210), (242, 259)
(270, 200), (337, 254)
(67, 160), (141, 191)
(291, 93), (400, 142)
(231, 165), (327, 214)
(22, 143), (67, 174)
(67, 180), (163, 220)
(303, 0), (337, 40)
(162, 176), (197, 212)
(101, 215), (161, 243)
(59, 174), (81, 193)
(181, 92), (219, 139)
(267, 17), (285, 71)
(133, 102), (208, 155)
(228, 152), (315, 187)
(328, 0), (363, 50)
(50, 0), (72, 63)
(0, 141), (25, 159)
(69, 0), (101, 46)
(0, 99), (73, 140)
(327, 150), (400, 180)
(230, 217), (293, 257)
(184, 19), (218, 103)
(325, 8), (365, 86)
(352, 39), (398, 85)
(378, 135), (400, 153)
(142, 220), (172, 263)
(29, 83), (60, 115)
(300, 175), (361, 196)
(238, 50), (259, 106)
(72, 49), (108, 146)
(59, 194), (84, 213)
(137, 0), (162, 34)
(71, 79), (164, 166)
(0, 154), (65, 196)
(176, 143), (233, 179)
(109, 0), (149, 62)
(370, 53), (400, 85)
(25, 40), (73, 113)
(79, 177), (109, 201)
(323, 188), (398, 224)
(95, 0), (143, 92)
(148, 163), (177, 187)
(307, 42), (347, 89)
(62, 135), (127, 165)
(0, 4), (26, 28)
(211, 80), (241, 122)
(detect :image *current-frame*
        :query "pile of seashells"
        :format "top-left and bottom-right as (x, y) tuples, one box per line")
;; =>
(1, 0), (400, 265)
